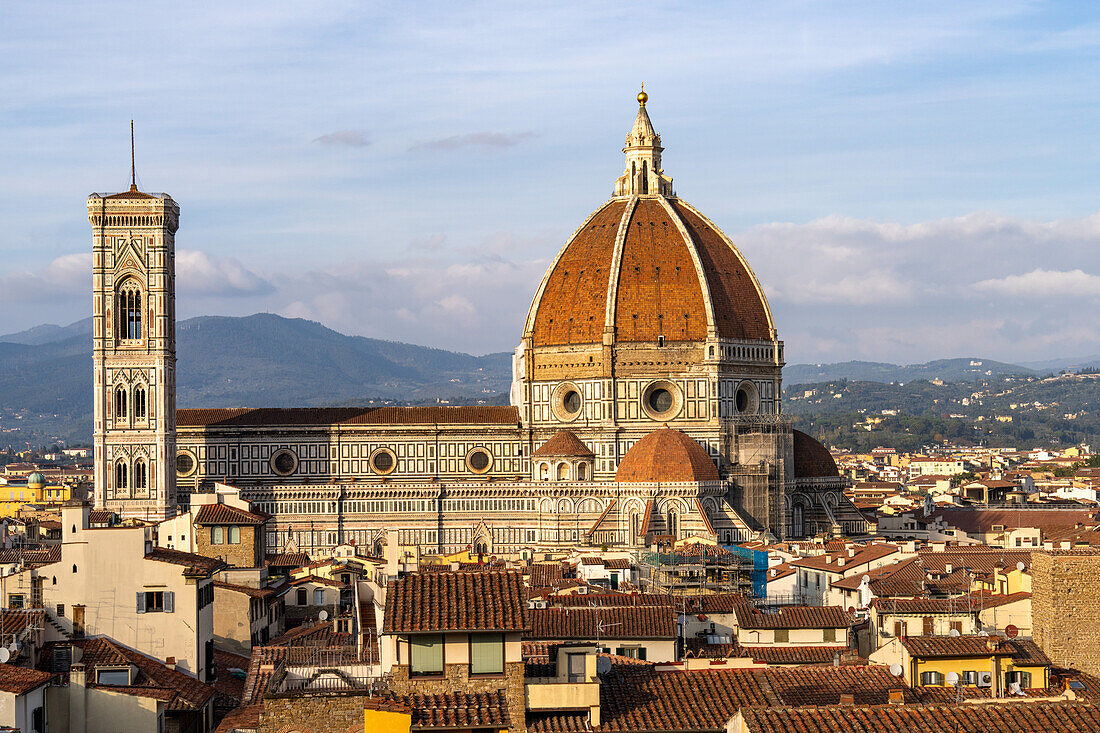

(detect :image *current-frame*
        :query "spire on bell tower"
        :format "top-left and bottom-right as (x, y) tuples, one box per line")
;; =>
(130, 120), (138, 192)
(614, 86), (674, 197)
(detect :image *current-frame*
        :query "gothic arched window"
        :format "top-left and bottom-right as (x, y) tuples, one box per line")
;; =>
(117, 281), (143, 340)
(133, 386), (147, 419)
(115, 461), (128, 490)
(134, 458), (147, 490)
(556, 462), (569, 481)
(115, 387), (128, 419)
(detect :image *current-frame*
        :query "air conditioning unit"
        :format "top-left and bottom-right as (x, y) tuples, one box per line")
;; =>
(976, 672), (993, 688)
(535, 600), (548, 609)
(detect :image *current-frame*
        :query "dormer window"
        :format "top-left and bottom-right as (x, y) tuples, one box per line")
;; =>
(96, 667), (132, 685)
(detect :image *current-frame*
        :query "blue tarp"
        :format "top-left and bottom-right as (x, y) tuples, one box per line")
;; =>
(724, 544), (769, 598)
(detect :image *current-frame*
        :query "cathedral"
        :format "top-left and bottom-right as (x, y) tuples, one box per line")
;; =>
(87, 92), (869, 557)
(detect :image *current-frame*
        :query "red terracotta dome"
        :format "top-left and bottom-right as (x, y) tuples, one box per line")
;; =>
(615, 428), (720, 482)
(523, 97), (775, 349)
(533, 430), (595, 457)
(792, 429), (839, 478)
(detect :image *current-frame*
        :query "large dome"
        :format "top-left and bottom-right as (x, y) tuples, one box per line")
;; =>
(524, 96), (774, 348)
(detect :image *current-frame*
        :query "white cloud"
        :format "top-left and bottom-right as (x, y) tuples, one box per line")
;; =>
(973, 269), (1100, 297)
(176, 250), (273, 297)
(0, 253), (89, 301)
(313, 130), (369, 147)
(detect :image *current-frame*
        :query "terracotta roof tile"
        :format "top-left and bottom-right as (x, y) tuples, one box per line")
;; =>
(528, 606), (676, 640)
(177, 405), (520, 428)
(615, 428), (719, 483)
(264, 553), (310, 568)
(195, 504), (268, 525)
(0, 663), (53, 695)
(145, 546), (225, 577)
(734, 605), (852, 630)
(533, 430), (595, 457)
(405, 690), (510, 730)
(384, 571), (527, 633)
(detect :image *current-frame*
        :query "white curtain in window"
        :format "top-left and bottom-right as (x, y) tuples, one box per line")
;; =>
(470, 633), (504, 674)
(410, 634), (444, 674)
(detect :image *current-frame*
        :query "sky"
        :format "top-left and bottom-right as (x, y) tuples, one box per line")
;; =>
(2, 1), (1100, 364)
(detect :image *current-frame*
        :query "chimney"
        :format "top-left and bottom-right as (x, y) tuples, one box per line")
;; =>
(848, 548), (856, 557)
(888, 689), (905, 705)
(165, 656), (176, 671)
(986, 635), (1000, 652)
(945, 564), (953, 574)
(838, 693), (854, 705)
(69, 663), (88, 733)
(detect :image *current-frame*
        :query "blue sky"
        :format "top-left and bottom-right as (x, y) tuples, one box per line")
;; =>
(2, 1), (1100, 363)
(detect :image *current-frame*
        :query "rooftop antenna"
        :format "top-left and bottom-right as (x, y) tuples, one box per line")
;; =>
(129, 120), (137, 192)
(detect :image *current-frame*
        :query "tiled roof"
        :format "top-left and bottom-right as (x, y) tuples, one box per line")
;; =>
(540, 593), (673, 608)
(682, 594), (752, 614)
(533, 431), (595, 457)
(211, 649), (249, 706)
(792, 430), (840, 478)
(384, 571), (527, 633)
(682, 639), (845, 665)
(195, 504), (268, 525)
(529, 606), (675, 640)
(287, 574), (349, 589)
(734, 605), (852, 630)
(789, 543), (899, 573)
(901, 634), (1049, 662)
(265, 552), (310, 568)
(0, 609), (44, 638)
(212, 581), (286, 599)
(737, 703), (1100, 733)
(615, 428), (719, 483)
(0, 545), (60, 567)
(214, 704), (262, 733)
(0, 663), (53, 695)
(145, 546), (225, 577)
(404, 690), (510, 730)
(929, 507), (1097, 534)
(41, 637), (216, 712)
(177, 405), (520, 428)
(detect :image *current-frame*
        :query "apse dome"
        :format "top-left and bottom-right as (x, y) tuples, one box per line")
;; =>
(615, 427), (719, 483)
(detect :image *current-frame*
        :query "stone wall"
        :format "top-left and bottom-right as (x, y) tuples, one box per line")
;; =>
(1032, 550), (1100, 676)
(261, 693), (373, 733)
(389, 661), (526, 732)
(196, 523), (259, 567)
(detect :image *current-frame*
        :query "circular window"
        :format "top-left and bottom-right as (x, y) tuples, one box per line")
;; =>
(271, 449), (298, 476)
(735, 381), (759, 415)
(552, 382), (584, 422)
(176, 451), (196, 477)
(466, 447), (493, 474)
(369, 448), (397, 475)
(641, 380), (682, 420)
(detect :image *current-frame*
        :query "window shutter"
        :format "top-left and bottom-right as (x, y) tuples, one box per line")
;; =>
(164, 591), (175, 613)
(137, 592), (145, 614)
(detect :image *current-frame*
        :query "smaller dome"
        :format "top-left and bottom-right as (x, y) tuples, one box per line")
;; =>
(27, 472), (45, 488)
(533, 431), (595, 458)
(616, 428), (719, 482)
(792, 430), (839, 478)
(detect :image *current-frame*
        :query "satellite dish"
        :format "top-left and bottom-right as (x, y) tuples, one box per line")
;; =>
(861, 575), (870, 584)
(1005, 624), (1019, 639)
(889, 663), (903, 677)
(949, 628), (961, 637)
(978, 630), (989, 637)
(1016, 561), (1026, 572)
(318, 610), (329, 621)
(0, 648), (11, 663)
(595, 656), (612, 675)
(946, 671), (960, 686)
(7, 642), (17, 653)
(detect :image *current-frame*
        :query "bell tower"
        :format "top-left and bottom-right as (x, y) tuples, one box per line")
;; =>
(88, 124), (179, 520)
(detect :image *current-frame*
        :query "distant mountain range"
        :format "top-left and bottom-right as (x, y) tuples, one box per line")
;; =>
(3, 312), (1100, 447)
(0, 314), (511, 447)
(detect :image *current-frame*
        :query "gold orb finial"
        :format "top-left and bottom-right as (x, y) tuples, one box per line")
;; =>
(638, 83), (648, 106)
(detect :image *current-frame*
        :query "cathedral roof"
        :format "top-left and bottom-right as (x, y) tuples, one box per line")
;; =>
(615, 427), (719, 483)
(791, 430), (840, 479)
(524, 93), (774, 348)
(532, 430), (595, 458)
(177, 405), (520, 428)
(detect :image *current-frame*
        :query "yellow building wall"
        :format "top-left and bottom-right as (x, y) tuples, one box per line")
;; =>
(365, 708), (412, 733)
(913, 655), (997, 685)
(0, 483), (72, 516)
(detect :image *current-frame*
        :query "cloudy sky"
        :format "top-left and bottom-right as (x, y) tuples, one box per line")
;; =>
(2, 1), (1100, 364)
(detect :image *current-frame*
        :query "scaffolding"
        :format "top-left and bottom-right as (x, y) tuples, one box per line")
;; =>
(635, 544), (758, 597)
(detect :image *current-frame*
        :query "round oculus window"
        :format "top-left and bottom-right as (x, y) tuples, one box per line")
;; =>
(370, 448), (397, 475)
(563, 389), (581, 415)
(176, 451), (196, 477)
(466, 448), (492, 474)
(735, 382), (759, 415)
(648, 388), (674, 414)
(271, 449), (298, 476)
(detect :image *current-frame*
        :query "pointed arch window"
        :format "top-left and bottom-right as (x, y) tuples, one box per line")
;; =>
(115, 387), (128, 419)
(134, 459), (147, 490)
(117, 281), (143, 340)
(115, 461), (128, 490)
(133, 386), (147, 419)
